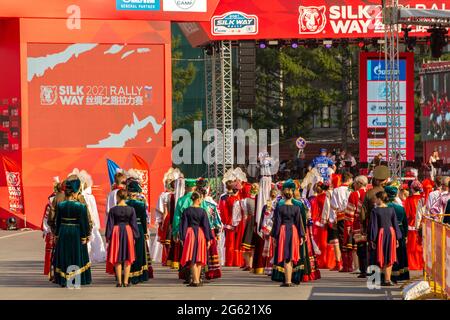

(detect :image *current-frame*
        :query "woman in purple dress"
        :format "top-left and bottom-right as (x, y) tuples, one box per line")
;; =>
(368, 191), (402, 286)
(106, 189), (140, 287)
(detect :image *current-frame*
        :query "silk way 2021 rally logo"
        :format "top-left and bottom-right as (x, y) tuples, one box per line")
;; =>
(298, 6), (327, 34)
(211, 11), (258, 36)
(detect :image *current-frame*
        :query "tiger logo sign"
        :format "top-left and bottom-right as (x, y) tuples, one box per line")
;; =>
(298, 6), (327, 34)
(40, 85), (58, 105)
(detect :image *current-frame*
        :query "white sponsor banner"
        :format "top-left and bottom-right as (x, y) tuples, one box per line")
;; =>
(367, 149), (386, 162)
(367, 138), (387, 149)
(367, 81), (406, 101)
(367, 101), (407, 115)
(388, 139), (407, 149)
(163, 0), (207, 12)
(368, 115), (407, 127)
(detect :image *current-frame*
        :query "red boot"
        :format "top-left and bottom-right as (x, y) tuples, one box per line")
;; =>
(346, 251), (354, 273)
(339, 252), (348, 272)
(330, 260), (343, 271)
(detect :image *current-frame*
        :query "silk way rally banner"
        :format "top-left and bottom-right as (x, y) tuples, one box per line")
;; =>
(27, 43), (166, 149)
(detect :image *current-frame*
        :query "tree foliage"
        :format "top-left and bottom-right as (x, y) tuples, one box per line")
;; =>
(238, 46), (357, 140)
(172, 35), (196, 105)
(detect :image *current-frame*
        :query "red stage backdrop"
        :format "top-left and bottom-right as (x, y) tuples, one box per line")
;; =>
(180, 0), (450, 46)
(359, 52), (415, 163)
(0, 19), (173, 230)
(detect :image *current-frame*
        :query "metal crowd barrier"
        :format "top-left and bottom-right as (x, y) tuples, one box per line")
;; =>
(422, 215), (450, 299)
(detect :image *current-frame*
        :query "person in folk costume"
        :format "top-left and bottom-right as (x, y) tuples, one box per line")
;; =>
(271, 180), (306, 286)
(219, 172), (242, 267)
(105, 189), (140, 287)
(253, 157), (274, 275)
(106, 171), (127, 219)
(359, 165), (390, 278)
(218, 180), (234, 266)
(426, 176), (443, 217)
(197, 180), (223, 280)
(309, 181), (332, 269)
(322, 172), (352, 271)
(74, 169), (107, 263)
(238, 183), (259, 271)
(232, 168), (249, 268)
(173, 178), (209, 282)
(172, 178), (197, 280)
(343, 175), (368, 274)
(404, 180), (425, 271)
(294, 181), (321, 281)
(430, 176), (450, 222)
(53, 177), (92, 287)
(155, 168), (176, 266)
(180, 191), (214, 287)
(333, 172), (354, 272)
(396, 184), (410, 207)
(384, 185), (410, 283)
(41, 177), (62, 281)
(125, 178), (151, 284)
(47, 174), (89, 238)
(231, 182), (250, 269)
(368, 191), (403, 286)
(165, 169), (185, 268)
(259, 188), (280, 276)
(421, 176), (434, 204)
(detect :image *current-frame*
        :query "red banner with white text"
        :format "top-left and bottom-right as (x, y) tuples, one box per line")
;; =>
(2, 156), (25, 216)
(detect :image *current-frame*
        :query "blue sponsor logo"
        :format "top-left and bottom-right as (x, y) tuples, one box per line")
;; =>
(367, 59), (406, 81)
(116, 0), (160, 11)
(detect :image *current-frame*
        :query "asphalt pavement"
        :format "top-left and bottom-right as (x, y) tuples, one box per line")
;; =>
(0, 230), (420, 300)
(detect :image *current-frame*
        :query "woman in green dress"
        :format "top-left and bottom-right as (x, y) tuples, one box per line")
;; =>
(53, 178), (92, 287)
(126, 179), (150, 284)
(385, 185), (410, 283)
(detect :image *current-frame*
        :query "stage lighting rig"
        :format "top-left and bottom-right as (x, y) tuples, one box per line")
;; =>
(428, 27), (448, 58)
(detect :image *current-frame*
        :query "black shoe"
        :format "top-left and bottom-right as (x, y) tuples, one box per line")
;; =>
(357, 273), (367, 278)
(381, 281), (394, 287)
(116, 283), (122, 287)
(280, 283), (291, 287)
(123, 283), (131, 287)
(183, 280), (190, 284)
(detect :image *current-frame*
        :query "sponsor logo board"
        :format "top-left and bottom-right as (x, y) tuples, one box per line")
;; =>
(116, 0), (160, 11)
(367, 81), (407, 101)
(367, 101), (407, 114)
(368, 138), (387, 148)
(163, 0), (206, 12)
(368, 115), (407, 127)
(212, 11), (259, 36)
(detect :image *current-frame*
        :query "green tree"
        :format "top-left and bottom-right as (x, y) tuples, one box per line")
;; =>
(238, 46), (355, 141)
(172, 35), (196, 107)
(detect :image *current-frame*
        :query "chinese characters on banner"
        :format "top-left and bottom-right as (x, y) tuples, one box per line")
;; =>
(359, 52), (415, 163)
(2, 156), (25, 215)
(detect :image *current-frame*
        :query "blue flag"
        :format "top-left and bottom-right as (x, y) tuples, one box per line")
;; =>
(106, 159), (121, 186)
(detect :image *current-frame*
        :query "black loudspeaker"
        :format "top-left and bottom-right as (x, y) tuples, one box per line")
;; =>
(238, 41), (256, 108)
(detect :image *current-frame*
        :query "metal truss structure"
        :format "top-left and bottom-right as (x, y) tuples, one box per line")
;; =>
(204, 41), (234, 197)
(383, 4), (450, 180)
(383, 1), (403, 180)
